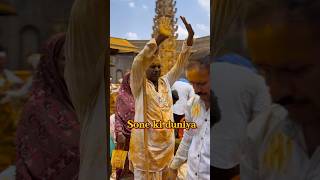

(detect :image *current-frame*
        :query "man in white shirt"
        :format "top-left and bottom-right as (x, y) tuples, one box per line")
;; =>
(240, 1), (320, 179)
(172, 78), (195, 138)
(210, 62), (271, 179)
(169, 53), (211, 179)
(171, 78), (195, 116)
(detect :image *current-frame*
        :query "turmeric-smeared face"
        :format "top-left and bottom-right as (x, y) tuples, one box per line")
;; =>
(247, 22), (320, 125)
(146, 62), (161, 83)
(186, 66), (210, 102)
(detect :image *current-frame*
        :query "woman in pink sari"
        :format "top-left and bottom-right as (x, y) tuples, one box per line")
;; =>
(15, 33), (80, 180)
(115, 72), (134, 179)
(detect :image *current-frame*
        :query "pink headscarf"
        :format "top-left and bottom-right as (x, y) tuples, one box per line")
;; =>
(115, 72), (134, 142)
(115, 72), (135, 179)
(16, 33), (80, 180)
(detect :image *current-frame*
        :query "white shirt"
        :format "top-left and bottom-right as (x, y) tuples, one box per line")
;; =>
(241, 104), (320, 180)
(0, 70), (27, 104)
(210, 62), (271, 168)
(0, 69), (23, 87)
(0, 165), (15, 180)
(170, 95), (210, 180)
(4, 77), (32, 96)
(172, 80), (195, 115)
(3, 69), (23, 84)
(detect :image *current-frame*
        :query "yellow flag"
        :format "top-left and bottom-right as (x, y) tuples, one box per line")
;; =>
(111, 150), (128, 169)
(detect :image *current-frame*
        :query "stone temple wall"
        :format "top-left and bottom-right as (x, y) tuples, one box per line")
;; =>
(0, 0), (74, 70)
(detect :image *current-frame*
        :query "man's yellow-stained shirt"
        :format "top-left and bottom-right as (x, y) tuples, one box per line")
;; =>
(129, 38), (192, 172)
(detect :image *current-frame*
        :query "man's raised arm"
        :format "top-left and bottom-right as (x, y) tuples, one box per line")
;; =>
(130, 35), (168, 97)
(166, 16), (193, 86)
(130, 39), (157, 97)
(165, 41), (192, 86)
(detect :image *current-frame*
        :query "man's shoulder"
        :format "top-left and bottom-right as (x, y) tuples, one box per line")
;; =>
(247, 104), (288, 145)
(213, 62), (262, 80)
(173, 80), (186, 87)
(186, 94), (200, 107)
(184, 95), (200, 122)
(172, 81), (192, 90)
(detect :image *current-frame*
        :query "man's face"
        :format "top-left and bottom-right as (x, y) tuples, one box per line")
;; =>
(186, 67), (210, 103)
(146, 63), (161, 83)
(247, 22), (320, 125)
